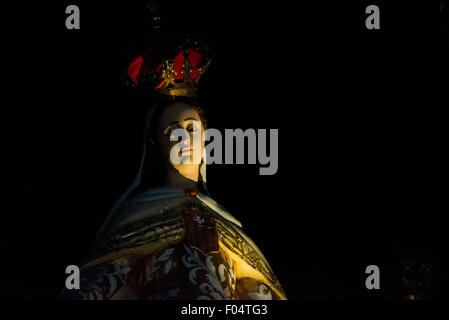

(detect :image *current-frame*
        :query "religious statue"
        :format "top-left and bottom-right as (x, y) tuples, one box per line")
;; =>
(61, 32), (287, 300)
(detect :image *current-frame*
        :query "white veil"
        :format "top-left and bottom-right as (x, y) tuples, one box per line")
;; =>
(94, 103), (208, 242)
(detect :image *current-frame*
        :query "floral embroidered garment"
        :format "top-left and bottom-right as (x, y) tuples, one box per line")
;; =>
(62, 187), (287, 300)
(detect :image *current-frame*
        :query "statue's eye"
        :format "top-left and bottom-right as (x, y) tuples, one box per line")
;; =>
(164, 125), (178, 137)
(186, 124), (198, 133)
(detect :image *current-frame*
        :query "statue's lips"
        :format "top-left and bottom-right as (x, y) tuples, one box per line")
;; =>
(180, 147), (193, 154)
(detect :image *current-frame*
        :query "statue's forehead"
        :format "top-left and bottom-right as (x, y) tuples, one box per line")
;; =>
(159, 103), (200, 126)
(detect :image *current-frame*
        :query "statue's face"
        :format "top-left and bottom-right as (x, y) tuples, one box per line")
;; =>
(156, 102), (205, 181)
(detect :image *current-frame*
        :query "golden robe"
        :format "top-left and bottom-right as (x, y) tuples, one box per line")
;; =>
(63, 187), (287, 300)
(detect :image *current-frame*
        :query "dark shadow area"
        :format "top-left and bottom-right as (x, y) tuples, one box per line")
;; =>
(2, 0), (448, 299)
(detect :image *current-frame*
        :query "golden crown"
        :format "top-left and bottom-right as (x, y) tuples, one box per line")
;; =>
(127, 38), (212, 97)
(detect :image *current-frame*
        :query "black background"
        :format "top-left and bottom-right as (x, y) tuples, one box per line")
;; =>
(2, 0), (448, 299)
